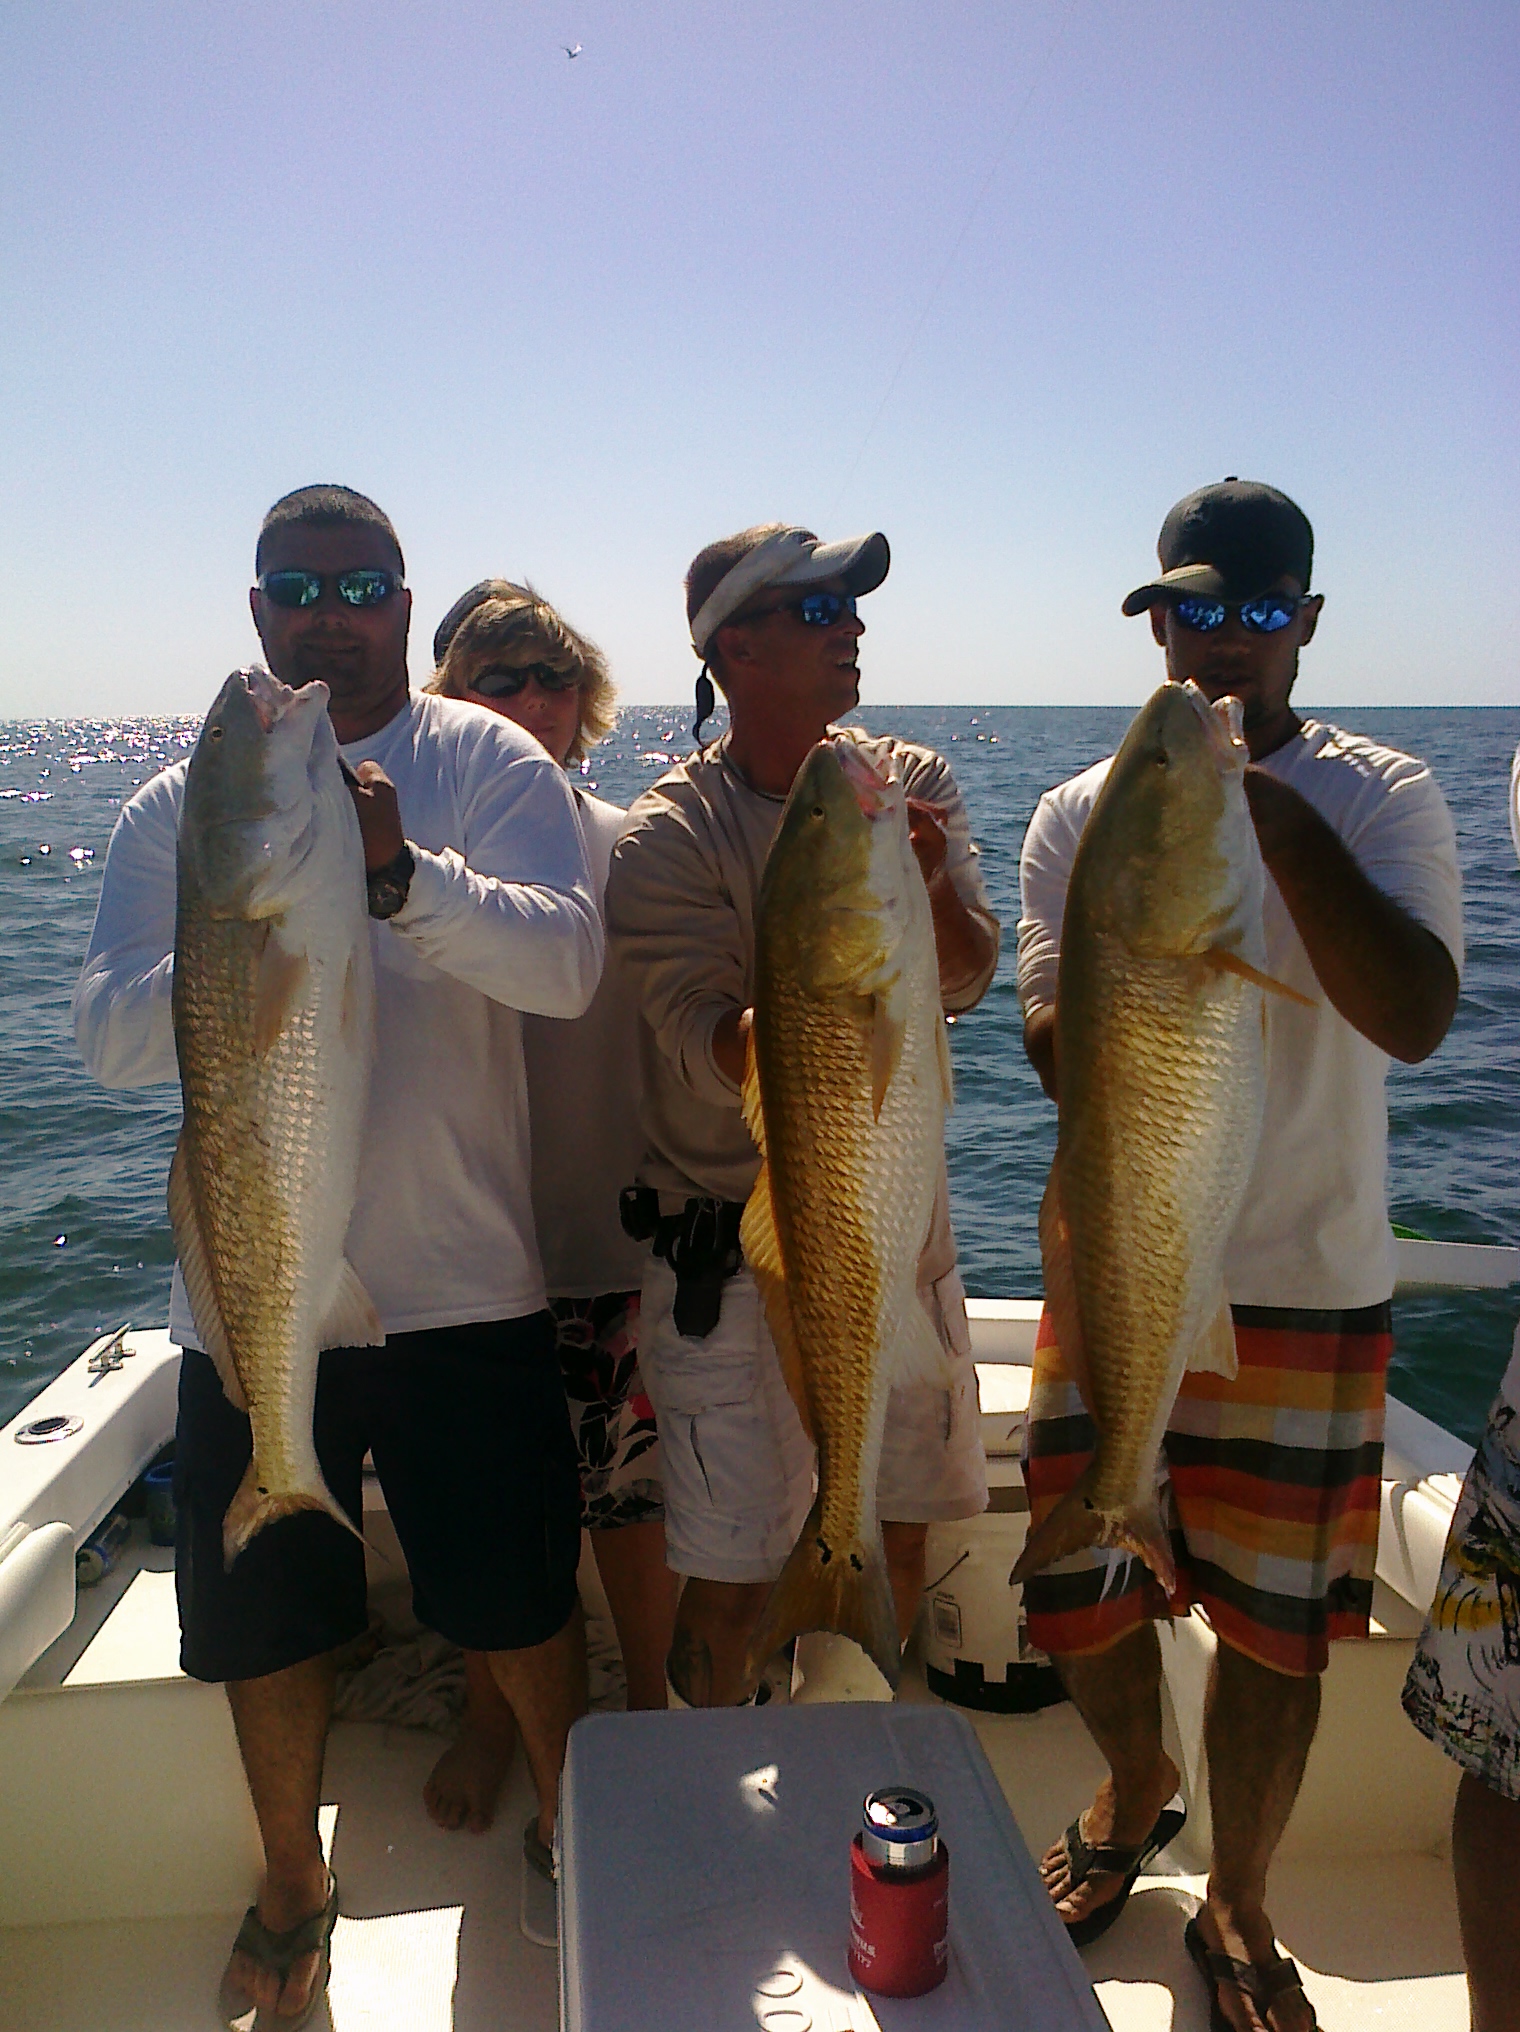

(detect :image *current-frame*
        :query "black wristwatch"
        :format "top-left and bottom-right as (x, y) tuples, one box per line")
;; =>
(366, 842), (416, 920)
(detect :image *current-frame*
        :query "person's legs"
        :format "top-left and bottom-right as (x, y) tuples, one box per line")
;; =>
(1452, 1770), (1520, 2032)
(174, 1346), (369, 2021)
(366, 1316), (583, 1843)
(881, 1520), (928, 1646)
(1037, 1625), (1181, 1928)
(424, 1650), (520, 1833)
(487, 1604), (588, 1844)
(669, 1578), (772, 1705)
(635, 1260), (813, 1704)
(1191, 1638), (1321, 2032)
(222, 1656), (338, 2019)
(591, 1519), (679, 1709)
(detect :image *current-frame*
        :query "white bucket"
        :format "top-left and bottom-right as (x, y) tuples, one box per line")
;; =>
(920, 1470), (1064, 1714)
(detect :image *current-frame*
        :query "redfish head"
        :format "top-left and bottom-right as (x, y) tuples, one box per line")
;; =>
(758, 738), (910, 994)
(181, 667), (341, 915)
(1075, 678), (1261, 957)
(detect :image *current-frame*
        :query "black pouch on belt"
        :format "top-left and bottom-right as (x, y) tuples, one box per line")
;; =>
(660, 1197), (745, 1339)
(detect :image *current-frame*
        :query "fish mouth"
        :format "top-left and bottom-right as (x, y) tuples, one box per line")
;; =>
(1177, 679), (1246, 765)
(236, 665), (304, 734)
(830, 739), (895, 818)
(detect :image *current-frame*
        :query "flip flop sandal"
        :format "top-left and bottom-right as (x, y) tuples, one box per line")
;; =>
(1054, 1800), (1187, 1947)
(1184, 1914), (1320, 2032)
(520, 1817), (559, 1949)
(218, 1872), (339, 2031)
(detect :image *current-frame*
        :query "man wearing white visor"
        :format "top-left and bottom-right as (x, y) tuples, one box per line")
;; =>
(606, 522), (999, 1705)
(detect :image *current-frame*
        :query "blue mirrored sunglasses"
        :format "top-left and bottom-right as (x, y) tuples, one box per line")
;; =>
(1172, 593), (1308, 635)
(258, 568), (404, 610)
(792, 590), (856, 628)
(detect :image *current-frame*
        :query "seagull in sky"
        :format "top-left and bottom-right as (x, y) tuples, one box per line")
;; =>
(563, 42), (582, 58)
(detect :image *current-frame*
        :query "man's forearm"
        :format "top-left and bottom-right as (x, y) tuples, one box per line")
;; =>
(1023, 1005), (1058, 1102)
(1245, 770), (1458, 1062)
(710, 1005), (751, 1088)
(928, 872), (996, 1007)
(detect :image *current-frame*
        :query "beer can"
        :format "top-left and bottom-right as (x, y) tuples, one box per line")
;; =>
(76, 1510), (133, 1588)
(848, 1786), (950, 1997)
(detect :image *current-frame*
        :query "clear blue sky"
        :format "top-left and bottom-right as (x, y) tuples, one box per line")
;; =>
(2, 1), (1515, 714)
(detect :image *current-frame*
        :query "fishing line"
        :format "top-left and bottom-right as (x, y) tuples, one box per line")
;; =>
(826, 3), (1073, 524)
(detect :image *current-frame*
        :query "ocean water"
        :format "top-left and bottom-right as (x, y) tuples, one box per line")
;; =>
(3, 705), (1518, 1445)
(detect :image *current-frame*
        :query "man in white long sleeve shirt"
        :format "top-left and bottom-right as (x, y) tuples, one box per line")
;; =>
(74, 486), (602, 2024)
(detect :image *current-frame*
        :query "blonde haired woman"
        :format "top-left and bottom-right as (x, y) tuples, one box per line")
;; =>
(422, 582), (676, 1843)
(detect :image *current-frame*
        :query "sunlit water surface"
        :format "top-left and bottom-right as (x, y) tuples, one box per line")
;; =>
(3, 705), (1516, 1443)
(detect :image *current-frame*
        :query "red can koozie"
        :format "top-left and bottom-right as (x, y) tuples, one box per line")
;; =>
(848, 1787), (950, 1997)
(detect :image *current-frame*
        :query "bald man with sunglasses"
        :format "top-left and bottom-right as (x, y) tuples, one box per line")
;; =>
(605, 522), (1000, 1709)
(1016, 482), (1463, 2031)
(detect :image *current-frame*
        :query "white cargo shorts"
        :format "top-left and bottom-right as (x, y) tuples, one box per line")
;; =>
(637, 1256), (987, 1584)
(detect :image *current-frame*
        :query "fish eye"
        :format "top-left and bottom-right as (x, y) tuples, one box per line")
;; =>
(209, 725), (225, 741)
(810, 804), (825, 819)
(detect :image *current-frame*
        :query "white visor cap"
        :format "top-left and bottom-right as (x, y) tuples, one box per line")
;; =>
(689, 526), (890, 657)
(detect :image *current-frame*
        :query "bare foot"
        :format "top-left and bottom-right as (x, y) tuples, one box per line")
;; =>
(1193, 1898), (1318, 2032)
(424, 1711), (519, 1833)
(1038, 1756), (1181, 1930)
(220, 1863), (332, 2023)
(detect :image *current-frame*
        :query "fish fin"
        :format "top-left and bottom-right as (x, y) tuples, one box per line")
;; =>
(253, 929), (310, 1056)
(740, 1163), (815, 1441)
(167, 1133), (246, 1413)
(1186, 1294), (1238, 1379)
(1203, 947), (1315, 1009)
(740, 1022), (766, 1153)
(222, 1458), (364, 1571)
(318, 1257), (385, 1351)
(1011, 1479), (1177, 1597)
(1037, 1155), (1093, 1414)
(936, 1011), (955, 1109)
(869, 990), (905, 1122)
(888, 1288), (955, 1391)
(744, 1498), (899, 1693)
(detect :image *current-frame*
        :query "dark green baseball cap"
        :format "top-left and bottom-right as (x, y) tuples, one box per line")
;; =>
(1122, 479), (1314, 616)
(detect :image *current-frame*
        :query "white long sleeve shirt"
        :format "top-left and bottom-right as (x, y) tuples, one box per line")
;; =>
(74, 692), (603, 1338)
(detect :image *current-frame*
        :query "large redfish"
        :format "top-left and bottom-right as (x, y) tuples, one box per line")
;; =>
(741, 739), (953, 1692)
(1013, 680), (1305, 1592)
(170, 667), (382, 1567)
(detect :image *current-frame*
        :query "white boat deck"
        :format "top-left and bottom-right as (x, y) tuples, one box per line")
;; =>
(0, 1283), (1499, 2031)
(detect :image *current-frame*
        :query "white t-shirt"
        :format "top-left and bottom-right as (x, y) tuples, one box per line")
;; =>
(1017, 718), (1464, 1311)
(74, 692), (603, 1339)
(521, 790), (649, 1299)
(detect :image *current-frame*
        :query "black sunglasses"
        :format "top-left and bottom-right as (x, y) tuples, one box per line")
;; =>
(470, 662), (581, 699)
(258, 568), (405, 610)
(1172, 593), (1310, 636)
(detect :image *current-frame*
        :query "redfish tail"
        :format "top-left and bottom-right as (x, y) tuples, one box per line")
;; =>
(1110, 1505), (1177, 1597)
(221, 1458), (369, 1571)
(1011, 1483), (1177, 1598)
(743, 1500), (900, 1695)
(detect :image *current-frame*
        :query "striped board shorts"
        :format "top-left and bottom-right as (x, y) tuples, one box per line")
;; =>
(1022, 1300), (1393, 1678)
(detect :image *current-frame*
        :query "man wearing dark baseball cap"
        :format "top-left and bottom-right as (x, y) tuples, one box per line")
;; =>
(605, 521), (999, 1708)
(1016, 482), (1464, 2026)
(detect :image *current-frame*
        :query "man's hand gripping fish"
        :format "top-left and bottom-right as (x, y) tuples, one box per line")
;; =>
(170, 667), (383, 1568)
(741, 739), (954, 1692)
(1013, 680), (1309, 1593)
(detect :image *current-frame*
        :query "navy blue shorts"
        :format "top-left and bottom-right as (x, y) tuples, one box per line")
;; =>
(174, 1314), (581, 1683)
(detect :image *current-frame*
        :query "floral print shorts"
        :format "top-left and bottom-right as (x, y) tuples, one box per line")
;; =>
(551, 1291), (665, 1532)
